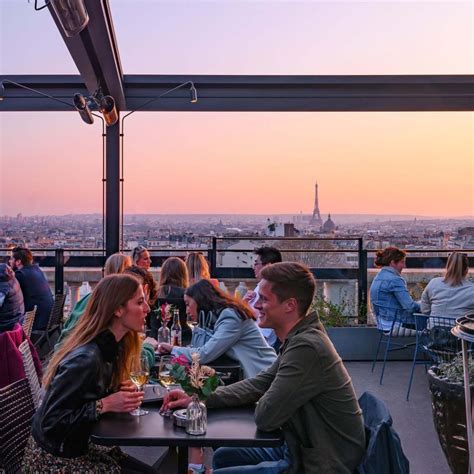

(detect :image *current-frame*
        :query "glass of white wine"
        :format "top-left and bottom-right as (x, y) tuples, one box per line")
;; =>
(159, 355), (175, 416)
(129, 355), (150, 416)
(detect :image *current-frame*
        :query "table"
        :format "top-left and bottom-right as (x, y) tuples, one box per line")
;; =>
(91, 405), (282, 473)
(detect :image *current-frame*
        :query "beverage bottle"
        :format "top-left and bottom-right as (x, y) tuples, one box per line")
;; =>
(234, 281), (248, 299)
(219, 281), (229, 293)
(171, 310), (182, 346)
(157, 319), (170, 344)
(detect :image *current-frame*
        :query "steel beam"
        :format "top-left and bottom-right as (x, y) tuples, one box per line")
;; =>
(105, 118), (121, 257)
(2, 74), (474, 112)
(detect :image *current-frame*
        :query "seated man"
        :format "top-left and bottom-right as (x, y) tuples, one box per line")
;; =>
(164, 262), (366, 474)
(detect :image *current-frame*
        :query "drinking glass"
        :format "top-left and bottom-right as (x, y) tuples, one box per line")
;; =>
(158, 355), (175, 416)
(129, 355), (150, 416)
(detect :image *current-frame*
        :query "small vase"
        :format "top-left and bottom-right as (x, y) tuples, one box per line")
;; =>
(186, 394), (207, 435)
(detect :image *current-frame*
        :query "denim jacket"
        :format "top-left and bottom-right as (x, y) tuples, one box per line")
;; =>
(370, 267), (420, 331)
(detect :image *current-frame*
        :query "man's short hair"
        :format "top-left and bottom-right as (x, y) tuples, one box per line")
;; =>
(254, 246), (282, 265)
(260, 262), (315, 317)
(11, 246), (33, 266)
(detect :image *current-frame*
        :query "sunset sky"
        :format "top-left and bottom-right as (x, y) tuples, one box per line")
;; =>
(1, 1), (473, 217)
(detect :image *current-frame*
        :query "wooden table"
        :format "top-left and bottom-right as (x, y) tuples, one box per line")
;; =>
(91, 405), (282, 473)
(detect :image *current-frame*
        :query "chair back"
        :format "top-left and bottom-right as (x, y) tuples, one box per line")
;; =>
(371, 303), (416, 337)
(47, 294), (66, 331)
(357, 391), (409, 474)
(413, 313), (460, 363)
(0, 378), (35, 473)
(21, 306), (37, 339)
(18, 340), (42, 409)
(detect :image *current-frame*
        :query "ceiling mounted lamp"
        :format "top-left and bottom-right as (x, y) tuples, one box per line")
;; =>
(73, 93), (94, 124)
(99, 95), (119, 126)
(49, 0), (89, 37)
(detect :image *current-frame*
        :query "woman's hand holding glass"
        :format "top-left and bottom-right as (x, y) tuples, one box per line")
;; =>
(129, 355), (150, 416)
(101, 389), (144, 414)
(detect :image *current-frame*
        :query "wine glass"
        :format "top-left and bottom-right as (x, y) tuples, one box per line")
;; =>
(129, 355), (150, 416)
(158, 355), (175, 416)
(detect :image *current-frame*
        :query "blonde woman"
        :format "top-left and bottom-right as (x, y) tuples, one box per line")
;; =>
(23, 274), (149, 472)
(186, 252), (219, 287)
(421, 252), (474, 317)
(55, 252), (132, 349)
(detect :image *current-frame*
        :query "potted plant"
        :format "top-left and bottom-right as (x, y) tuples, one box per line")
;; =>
(428, 356), (474, 474)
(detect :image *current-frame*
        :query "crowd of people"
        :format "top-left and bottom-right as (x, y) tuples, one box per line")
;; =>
(0, 243), (472, 473)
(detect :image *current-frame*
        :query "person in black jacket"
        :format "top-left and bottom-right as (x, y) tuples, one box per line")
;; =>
(152, 257), (191, 344)
(22, 274), (149, 472)
(9, 246), (53, 330)
(0, 263), (24, 332)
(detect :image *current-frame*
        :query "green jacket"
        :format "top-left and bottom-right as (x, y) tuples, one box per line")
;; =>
(207, 312), (365, 474)
(54, 293), (155, 369)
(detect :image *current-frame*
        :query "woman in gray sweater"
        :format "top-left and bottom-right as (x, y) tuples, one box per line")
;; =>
(421, 252), (474, 317)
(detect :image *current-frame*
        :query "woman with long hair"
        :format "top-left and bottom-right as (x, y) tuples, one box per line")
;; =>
(421, 252), (474, 317)
(55, 252), (132, 349)
(158, 279), (276, 378)
(186, 252), (219, 287)
(152, 257), (191, 344)
(23, 274), (149, 472)
(369, 247), (420, 331)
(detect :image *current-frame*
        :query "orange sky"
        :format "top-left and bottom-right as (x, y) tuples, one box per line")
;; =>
(1, 1), (473, 217)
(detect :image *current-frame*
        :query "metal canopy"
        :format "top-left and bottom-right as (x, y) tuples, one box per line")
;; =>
(2, 74), (474, 112)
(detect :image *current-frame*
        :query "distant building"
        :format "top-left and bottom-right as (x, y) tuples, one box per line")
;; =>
(322, 214), (336, 233)
(309, 182), (323, 227)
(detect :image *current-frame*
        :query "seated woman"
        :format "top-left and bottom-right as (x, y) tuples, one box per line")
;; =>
(186, 252), (219, 287)
(55, 252), (132, 348)
(22, 274), (148, 472)
(152, 257), (191, 344)
(0, 263), (24, 332)
(421, 252), (474, 317)
(370, 247), (420, 331)
(158, 279), (276, 378)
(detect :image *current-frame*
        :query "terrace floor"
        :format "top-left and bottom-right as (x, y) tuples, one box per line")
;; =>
(124, 361), (449, 473)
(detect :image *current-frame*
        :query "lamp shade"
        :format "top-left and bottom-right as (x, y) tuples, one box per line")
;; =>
(73, 93), (94, 125)
(99, 96), (119, 126)
(50, 0), (89, 37)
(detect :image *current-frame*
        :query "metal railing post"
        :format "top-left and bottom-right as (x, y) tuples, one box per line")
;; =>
(358, 238), (368, 318)
(55, 248), (65, 295)
(209, 237), (217, 277)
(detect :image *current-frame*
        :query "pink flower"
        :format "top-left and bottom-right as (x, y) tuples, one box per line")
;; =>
(172, 354), (190, 368)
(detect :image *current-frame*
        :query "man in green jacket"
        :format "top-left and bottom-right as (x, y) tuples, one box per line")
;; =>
(163, 262), (366, 473)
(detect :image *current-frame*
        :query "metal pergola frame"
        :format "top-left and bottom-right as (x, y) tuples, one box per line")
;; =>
(2, 0), (474, 256)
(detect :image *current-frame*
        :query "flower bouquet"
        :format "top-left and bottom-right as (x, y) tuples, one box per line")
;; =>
(170, 353), (220, 400)
(170, 353), (220, 435)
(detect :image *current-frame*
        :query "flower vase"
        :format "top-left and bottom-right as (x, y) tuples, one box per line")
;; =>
(186, 394), (207, 435)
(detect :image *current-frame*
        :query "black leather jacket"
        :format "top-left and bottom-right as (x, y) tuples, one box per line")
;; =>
(32, 330), (121, 457)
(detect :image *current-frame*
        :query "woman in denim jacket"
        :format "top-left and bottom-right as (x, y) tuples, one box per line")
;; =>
(370, 247), (420, 331)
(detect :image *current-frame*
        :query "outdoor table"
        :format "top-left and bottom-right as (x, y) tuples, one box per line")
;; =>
(91, 405), (282, 473)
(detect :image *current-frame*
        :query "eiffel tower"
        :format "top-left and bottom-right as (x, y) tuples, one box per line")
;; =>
(310, 182), (323, 227)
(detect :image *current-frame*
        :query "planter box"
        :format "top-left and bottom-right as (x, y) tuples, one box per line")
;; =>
(327, 326), (416, 361)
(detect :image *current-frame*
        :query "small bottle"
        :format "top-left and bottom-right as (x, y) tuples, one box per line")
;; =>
(171, 310), (182, 346)
(219, 281), (229, 294)
(234, 281), (248, 299)
(157, 319), (170, 344)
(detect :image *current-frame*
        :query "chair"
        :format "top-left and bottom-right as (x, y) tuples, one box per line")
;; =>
(32, 293), (66, 354)
(18, 340), (42, 409)
(406, 313), (459, 400)
(371, 303), (417, 385)
(0, 378), (35, 473)
(357, 391), (409, 473)
(21, 305), (37, 339)
(209, 355), (243, 385)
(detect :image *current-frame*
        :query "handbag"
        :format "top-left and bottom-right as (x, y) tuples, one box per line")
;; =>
(191, 310), (219, 348)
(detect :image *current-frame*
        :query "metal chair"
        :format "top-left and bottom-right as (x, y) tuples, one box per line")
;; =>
(32, 293), (66, 354)
(18, 340), (42, 409)
(22, 305), (37, 339)
(406, 313), (459, 400)
(0, 378), (35, 473)
(371, 303), (417, 385)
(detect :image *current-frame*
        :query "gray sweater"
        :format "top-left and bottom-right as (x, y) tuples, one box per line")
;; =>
(421, 277), (474, 318)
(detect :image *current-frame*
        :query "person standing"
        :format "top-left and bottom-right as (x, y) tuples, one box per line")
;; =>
(244, 246), (282, 350)
(9, 246), (53, 331)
